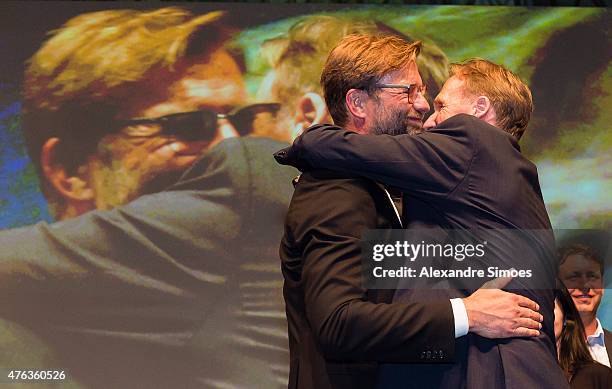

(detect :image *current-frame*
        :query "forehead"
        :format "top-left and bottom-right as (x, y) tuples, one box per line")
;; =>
(118, 48), (246, 118)
(380, 61), (422, 85)
(437, 76), (467, 101)
(559, 254), (602, 274)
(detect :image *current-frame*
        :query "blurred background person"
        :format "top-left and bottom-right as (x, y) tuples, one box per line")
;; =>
(21, 7), (277, 219)
(559, 244), (611, 367)
(2, 7), (292, 389)
(555, 283), (612, 388)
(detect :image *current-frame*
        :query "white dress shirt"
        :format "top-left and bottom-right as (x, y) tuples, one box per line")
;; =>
(451, 298), (469, 338)
(382, 188), (469, 339)
(587, 319), (610, 367)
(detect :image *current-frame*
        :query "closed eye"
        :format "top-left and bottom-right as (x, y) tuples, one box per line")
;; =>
(389, 89), (411, 97)
(433, 98), (443, 110)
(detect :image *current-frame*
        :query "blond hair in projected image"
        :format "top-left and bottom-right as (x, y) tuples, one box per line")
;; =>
(22, 7), (233, 217)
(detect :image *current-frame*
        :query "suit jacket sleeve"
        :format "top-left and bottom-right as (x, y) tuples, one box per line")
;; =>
(284, 173), (455, 363)
(0, 137), (295, 334)
(605, 329), (612, 364)
(286, 114), (477, 197)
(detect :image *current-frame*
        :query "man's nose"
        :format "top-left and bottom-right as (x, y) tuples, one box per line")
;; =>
(208, 117), (239, 148)
(423, 112), (437, 129)
(217, 118), (240, 138)
(413, 93), (430, 115)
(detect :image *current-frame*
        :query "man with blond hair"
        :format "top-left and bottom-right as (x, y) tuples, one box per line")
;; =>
(1, 7), (292, 388)
(22, 7), (282, 219)
(276, 34), (559, 388)
(423, 58), (533, 138)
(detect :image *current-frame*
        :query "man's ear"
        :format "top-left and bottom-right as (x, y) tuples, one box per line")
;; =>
(291, 92), (330, 140)
(473, 96), (496, 123)
(41, 138), (94, 202)
(295, 92), (329, 126)
(345, 88), (369, 120)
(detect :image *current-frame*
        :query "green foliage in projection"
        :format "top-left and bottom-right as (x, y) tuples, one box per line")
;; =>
(237, 6), (600, 95)
(539, 64), (611, 160)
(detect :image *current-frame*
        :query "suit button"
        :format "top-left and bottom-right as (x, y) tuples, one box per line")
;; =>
(426, 351), (432, 359)
(439, 350), (444, 359)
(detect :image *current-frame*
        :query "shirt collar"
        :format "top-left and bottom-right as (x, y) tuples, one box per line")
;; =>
(587, 318), (605, 346)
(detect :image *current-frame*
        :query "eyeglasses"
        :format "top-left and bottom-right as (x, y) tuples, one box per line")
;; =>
(116, 103), (281, 141)
(376, 83), (427, 104)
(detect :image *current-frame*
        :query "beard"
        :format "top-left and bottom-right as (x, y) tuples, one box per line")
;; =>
(89, 161), (187, 210)
(87, 138), (198, 210)
(370, 105), (423, 136)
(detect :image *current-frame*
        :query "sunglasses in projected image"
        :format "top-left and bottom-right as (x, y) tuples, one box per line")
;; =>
(116, 103), (281, 141)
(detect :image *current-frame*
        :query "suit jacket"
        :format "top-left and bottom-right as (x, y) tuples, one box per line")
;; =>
(279, 169), (455, 389)
(0, 137), (296, 389)
(570, 362), (612, 389)
(605, 328), (612, 364)
(277, 114), (569, 389)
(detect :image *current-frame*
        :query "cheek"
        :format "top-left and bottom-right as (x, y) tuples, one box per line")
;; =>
(455, 103), (476, 117)
(120, 141), (159, 169)
(95, 136), (169, 173)
(257, 110), (295, 142)
(94, 136), (132, 166)
(436, 110), (449, 123)
(593, 292), (603, 304)
(423, 113), (436, 127)
(554, 317), (562, 339)
(383, 107), (406, 127)
(392, 105), (409, 118)
(443, 106), (461, 119)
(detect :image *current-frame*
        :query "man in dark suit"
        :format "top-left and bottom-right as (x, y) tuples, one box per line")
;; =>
(0, 136), (296, 388)
(277, 35), (549, 389)
(607, 330), (612, 364)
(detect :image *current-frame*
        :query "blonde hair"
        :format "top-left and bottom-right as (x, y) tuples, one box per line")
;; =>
(450, 59), (533, 140)
(22, 7), (232, 215)
(24, 8), (228, 110)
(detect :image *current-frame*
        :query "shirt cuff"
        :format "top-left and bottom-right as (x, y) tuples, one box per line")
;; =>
(450, 298), (469, 338)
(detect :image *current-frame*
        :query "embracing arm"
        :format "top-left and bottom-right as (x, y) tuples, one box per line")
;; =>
(276, 115), (479, 196)
(0, 186), (241, 323)
(284, 173), (544, 360)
